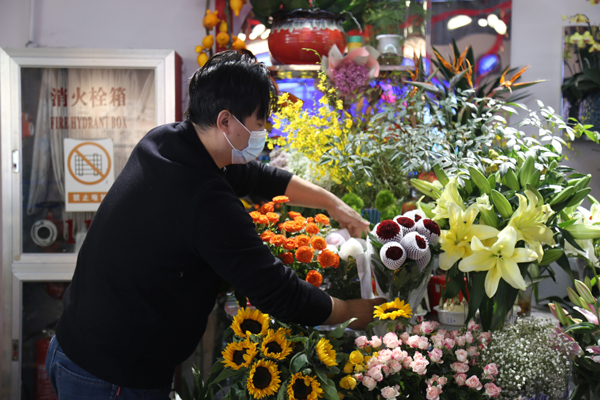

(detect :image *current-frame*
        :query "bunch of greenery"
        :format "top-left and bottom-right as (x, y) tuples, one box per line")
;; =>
(362, 0), (428, 47)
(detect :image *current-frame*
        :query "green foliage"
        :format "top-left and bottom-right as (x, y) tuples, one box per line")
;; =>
(374, 190), (396, 214)
(341, 192), (364, 214)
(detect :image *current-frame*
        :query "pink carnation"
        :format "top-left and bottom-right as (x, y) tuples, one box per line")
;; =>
(465, 376), (482, 390)
(484, 382), (501, 397)
(454, 373), (467, 386)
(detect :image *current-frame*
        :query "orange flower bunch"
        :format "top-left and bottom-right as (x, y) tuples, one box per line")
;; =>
(249, 196), (339, 289)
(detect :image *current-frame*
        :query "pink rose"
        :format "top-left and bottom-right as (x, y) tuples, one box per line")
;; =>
(444, 338), (456, 350)
(377, 349), (393, 363)
(381, 365), (390, 377)
(465, 376), (482, 390)
(427, 374), (440, 385)
(428, 348), (444, 364)
(381, 386), (400, 399)
(412, 324), (422, 334)
(368, 365), (384, 381)
(455, 349), (468, 363)
(456, 336), (466, 347)
(402, 356), (413, 369)
(437, 329), (447, 336)
(389, 360), (402, 373)
(383, 332), (400, 349)
(426, 385), (442, 400)
(420, 321), (439, 334)
(370, 336), (382, 348)
(450, 362), (469, 373)
(410, 357), (430, 375)
(454, 373), (467, 386)
(468, 320), (480, 331)
(464, 331), (474, 344)
(449, 330), (461, 339)
(391, 348), (408, 362)
(355, 336), (368, 348)
(438, 377), (448, 386)
(407, 335), (420, 348)
(467, 346), (479, 357)
(484, 382), (501, 397)
(354, 373), (363, 382)
(418, 336), (430, 350)
(400, 332), (410, 343)
(478, 332), (492, 345)
(484, 363), (499, 376)
(431, 336), (444, 349)
(362, 376), (377, 391)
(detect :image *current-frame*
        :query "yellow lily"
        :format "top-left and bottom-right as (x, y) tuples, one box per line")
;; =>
(438, 202), (499, 270)
(508, 190), (555, 262)
(432, 177), (466, 221)
(459, 226), (538, 298)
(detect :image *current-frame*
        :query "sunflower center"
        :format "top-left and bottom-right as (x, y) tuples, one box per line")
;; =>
(384, 308), (400, 313)
(292, 380), (312, 400)
(233, 350), (247, 365)
(253, 366), (272, 390)
(385, 246), (404, 260)
(240, 319), (263, 335)
(376, 221), (400, 239)
(266, 341), (283, 354)
(415, 235), (427, 249)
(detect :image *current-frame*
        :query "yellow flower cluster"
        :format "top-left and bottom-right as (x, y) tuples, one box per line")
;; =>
(271, 71), (365, 186)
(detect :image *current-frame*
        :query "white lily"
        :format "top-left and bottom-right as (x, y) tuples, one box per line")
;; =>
(459, 226), (538, 298)
(432, 177), (465, 221)
(438, 202), (499, 270)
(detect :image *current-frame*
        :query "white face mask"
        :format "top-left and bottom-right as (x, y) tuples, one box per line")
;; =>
(222, 114), (267, 164)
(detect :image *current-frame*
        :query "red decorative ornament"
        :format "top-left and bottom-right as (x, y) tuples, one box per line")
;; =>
(268, 9), (346, 65)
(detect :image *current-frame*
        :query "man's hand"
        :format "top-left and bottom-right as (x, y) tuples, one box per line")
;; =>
(324, 297), (386, 330)
(327, 200), (370, 238)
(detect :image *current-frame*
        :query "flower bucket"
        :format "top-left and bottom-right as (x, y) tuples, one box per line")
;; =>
(268, 9), (346, 65)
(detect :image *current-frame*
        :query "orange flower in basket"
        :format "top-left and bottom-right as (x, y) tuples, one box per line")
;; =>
(318, 249), (338, 268)
(283, 238), (297, 251)
(269, 234), (286, 246)
(258, 215), (269, 225)
(266, 212), (279, 224)
(315, 214), (330, 225)
(310, 236), (327, 251)
(288, 211), (302, 219)
(260, 202), (275, 214)
(272, 195), (290, 204)
(249, 211), (261, 222)
(296, 235), (310, 247)
(260, 231), (275, 242)
(306, 223), (320, 235)
(306, 270), (323, 287)
(295, 246), (314, 263)
(281, 252), (294, 265)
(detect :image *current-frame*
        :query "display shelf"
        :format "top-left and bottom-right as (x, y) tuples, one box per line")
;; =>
(268, 64), (412, 79)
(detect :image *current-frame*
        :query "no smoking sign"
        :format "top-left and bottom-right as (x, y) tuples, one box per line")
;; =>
(64, 138), (114, 212)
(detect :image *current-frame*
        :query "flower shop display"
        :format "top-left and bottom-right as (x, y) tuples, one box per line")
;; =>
(366, 210), (441, 319)
(478, 317), (575, 400)
(250, 195), (368, 300)
(339, 307), (502, 400)
(550, 278), (600, 399)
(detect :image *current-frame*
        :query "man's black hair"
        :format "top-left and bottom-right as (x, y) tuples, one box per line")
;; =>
(185, 50), (277, 129)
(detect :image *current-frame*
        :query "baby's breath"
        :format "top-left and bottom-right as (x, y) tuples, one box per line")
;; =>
(479, 318), (572, 400)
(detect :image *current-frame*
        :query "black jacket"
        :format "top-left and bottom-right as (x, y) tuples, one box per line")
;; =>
(56, 121), (332, 388)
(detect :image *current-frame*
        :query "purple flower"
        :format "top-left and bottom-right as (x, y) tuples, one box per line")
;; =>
(332, 60), (370, 95)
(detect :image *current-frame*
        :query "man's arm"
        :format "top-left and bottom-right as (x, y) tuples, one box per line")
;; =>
(285, 175), (370, 238)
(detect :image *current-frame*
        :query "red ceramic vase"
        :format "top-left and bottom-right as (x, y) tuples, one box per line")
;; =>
(268, 9), (346, 65)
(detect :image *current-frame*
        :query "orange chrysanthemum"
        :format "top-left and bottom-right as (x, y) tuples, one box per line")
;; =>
(288, 211), (302, 219)
(307, 217), (314, 223)
(282, 221), (303, 233)
(281, 252), (294, 265)
(310, 236), (327, 251)
(260, 202), (275, 214)
(306, 223), (320, 235)
(331, 255), (340, 269)
(294, 216), (307, 225)
(278, 223), (284, 231)
(315, 214), (330, 225)
(295, 246), (314, 263)
(269, 234), (286, 246)
(258, 215), (269, 225)
(306, 270), (323, 287)
(249, 211), (261, 222)
(272, 196), (290, 204)
(317, 250), (338, 268)
(296, 235), (310, 247)
(261, 231), (275, 242)
(266, 212), (279, 224)
(283, 238), (297, 251)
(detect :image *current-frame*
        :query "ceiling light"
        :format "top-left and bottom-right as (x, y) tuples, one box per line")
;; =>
(487, 14), (499, 28)
(478, 18), (488, 27)
(494, 20), (507, 35)
(260, 29), (271, 40)
(447, 15), (472, 30)
(238, 33), (246, 41)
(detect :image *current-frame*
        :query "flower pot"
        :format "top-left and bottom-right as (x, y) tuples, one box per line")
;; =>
(376, 34), (403, 65)
(579, 91), (600, 132)
(268, 9), (346, 65)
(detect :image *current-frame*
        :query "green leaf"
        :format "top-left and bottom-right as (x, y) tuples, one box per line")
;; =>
(555, 252), (576, 282)
(322, 379), (340, 400)
(277, 381), (288, 400)
(327, 318), (356, 339)
(212, 366), (244, 386)
(465, 271), (486, 325)
(315, 366), (328, 383)
(291, 353), (309, 374)
(559, 228), (585, 252)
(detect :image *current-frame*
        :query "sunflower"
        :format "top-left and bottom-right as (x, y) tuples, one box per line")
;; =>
(315, 338), (337, 366)
(373, 298), (412, 320)
(221, 340), (258, 370)
(247, 359), (281, 399)
(232, 308), (270, 338)
(287, 373), (323, 400)
(261, 329), (293, 360)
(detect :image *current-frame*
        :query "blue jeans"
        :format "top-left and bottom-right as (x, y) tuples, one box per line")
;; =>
(46, 336), (172, 399)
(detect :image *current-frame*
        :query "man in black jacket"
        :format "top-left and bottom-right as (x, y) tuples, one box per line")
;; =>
(47, 51), (382, 399)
